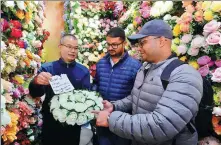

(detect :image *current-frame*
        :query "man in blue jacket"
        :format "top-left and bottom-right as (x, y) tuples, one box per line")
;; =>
(93, 27), (142, 145)
(29, 34), (90, 145)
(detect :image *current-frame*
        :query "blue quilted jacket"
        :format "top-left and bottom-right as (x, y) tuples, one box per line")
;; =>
(94, 51), (141, 101)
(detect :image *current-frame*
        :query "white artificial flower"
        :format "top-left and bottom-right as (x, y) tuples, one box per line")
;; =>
(1, 41), (7, 52)
(1, 57), (5, 71)
(84, 52), (90, 56)
(30, 61), (37, 68)
(163, 1), (173, 13)
(33, 1), (39, 5)
(94, 51), (99, 56)
(74, 103), (88, 112)
(163, 14), (172, 21)
(59, 94), (69, 104)
(85, 112), (94, 120)
(75, 7), (82, 14)
(150, 7), (161, 17)
(85, 100), (95, 108)
(1, 110), (11, 126)
(61, 101), (75, 110)
(76, 113), (88, 125)
(16, 1), (26, 10)
(57, 109), (68, 123)
(66, 112), (78, 125)
(94, 15), (99, 20)
(4, 1), (15, 8)
(1, 95), (6, 109)
(50, 97), (60, 111)
(20, 61), (26, 68)
(94, 106), (101, 111)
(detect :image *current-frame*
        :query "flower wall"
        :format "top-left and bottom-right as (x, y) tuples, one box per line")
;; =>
(64, 1), (221, 136)
(1, 1), (49, 144)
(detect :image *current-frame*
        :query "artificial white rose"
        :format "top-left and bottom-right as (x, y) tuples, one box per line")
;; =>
(85, 112), (94, 120)
(164, 1), (173, 13)
(30, 61), (37, 68)
(150, 7), (161, 17)
(76, 113), (88, 125)
(66, 112), (78, 125)
(59, 94), (69, 104)
(163, 14), (172, 21)
(1, 58), (5, 71)
(75, 93), (86, 103)
(53, 108), (62, 121)
(75, 7), (82, 14)
(154, 1), (164, 9)
(57, 109), (68, 123)
(4, 1), (15, 8)
(1, 110), (11, 126)
(16, 1), (26, 10)
(61, 101), (75, 110)
(1, 95), (6, 109)
(85, 100), (95, 108)
(74, 103), (88, 112)
(50, 98), (60, 111)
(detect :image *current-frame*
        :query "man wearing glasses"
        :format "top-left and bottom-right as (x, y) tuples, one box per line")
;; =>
(29, 34), (90, 145)
(94, 20), (203, 145)
(93, 27), (142, 145)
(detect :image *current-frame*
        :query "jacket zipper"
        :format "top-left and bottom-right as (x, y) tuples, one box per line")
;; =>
(135, 65), (152, 114)
(67, 64), (69, 68)
(105, 68), (113, 99)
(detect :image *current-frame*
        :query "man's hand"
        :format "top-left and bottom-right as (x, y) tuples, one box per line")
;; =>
(34, 72), (52, 85)
(92, 110), (110, 127)
(102, 100), (114, 113)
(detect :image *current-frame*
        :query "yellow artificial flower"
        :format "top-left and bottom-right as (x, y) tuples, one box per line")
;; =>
(25, 11), (32, 23)
(173, 24), (181, 37)
(133, 20), (137, 27)
(210, 1), (221, 12)
(14, 75), (24, 84)
(202, 1), (212, 10)
(2, 112), (18, 143)
(16, 10), (25, 20)
(26, 50), (33, 60)
(189, 61), (199, 70)
(180, 56), (187, 62)
(171, 44), (179, 55)
(173, 38), (180, 45)
(203, 10), (214, 21)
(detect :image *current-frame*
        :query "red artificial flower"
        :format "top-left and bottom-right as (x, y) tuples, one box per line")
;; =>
(10, 28), (22, 38)
(7, 37), (17, 44)
(1, 19), (9, 32)
(17, 40), (25, 48)
(10, 20), (22, 29)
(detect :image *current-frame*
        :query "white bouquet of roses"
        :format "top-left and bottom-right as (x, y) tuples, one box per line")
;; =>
(50, 90), (103, 125)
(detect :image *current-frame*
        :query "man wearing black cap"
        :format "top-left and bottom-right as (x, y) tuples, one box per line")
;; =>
(93, 19), (203, 145)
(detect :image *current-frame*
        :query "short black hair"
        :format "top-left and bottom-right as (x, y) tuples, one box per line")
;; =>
(107, 27), (126, 41)
(60, 34), (77, 44)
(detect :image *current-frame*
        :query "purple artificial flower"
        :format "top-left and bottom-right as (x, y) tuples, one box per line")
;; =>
(13, 88), (21, 98)
(135, 17), (142, 25)
(215, 60), (221, 67)
(198, 65), (210, 77)
(197, 55), (211, 66)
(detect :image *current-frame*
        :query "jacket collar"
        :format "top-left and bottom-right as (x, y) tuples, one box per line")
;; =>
(58, 58), (76, 68)
(104, 51), (129, 64)
(142, 53), (177, 70)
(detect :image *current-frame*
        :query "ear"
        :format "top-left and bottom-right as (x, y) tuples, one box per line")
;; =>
(159, 37), (166, 47)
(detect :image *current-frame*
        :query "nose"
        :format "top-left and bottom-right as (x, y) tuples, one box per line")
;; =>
(107, 45), (113, 50)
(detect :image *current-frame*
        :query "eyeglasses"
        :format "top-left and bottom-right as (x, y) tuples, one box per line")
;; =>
(61, 44), (78, 51)
(138, 37), (160, 48)
(106, 41), (124, 49)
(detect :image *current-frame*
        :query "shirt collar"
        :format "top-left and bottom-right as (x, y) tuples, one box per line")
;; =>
(58, 58), (76, 68)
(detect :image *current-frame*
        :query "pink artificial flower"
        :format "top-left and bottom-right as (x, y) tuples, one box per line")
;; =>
(208, 61), (215, 67)
(197, 55), (211, 66)
(191, 35), (205, 49)
(140, 6), (151, 19)
(203, 20), (221, 34)
(215, 60), (221, 67)
(177, 44), (188, 55)
(13, 88), (21, 98)
(181, 34), (193, 44)
(211, 67), (221, 82)
(206, 31), (221, 45)
(180, 23), (190, 33)
(18, 101), (34, 116)
(187, 47), (200, 56)
(186, 5), (195, 13)
(135, 17), (142, 25)
(38, 119), (43, 127)
(106, 19), (111, 23)
(198, 65), (210, 77)
(32, 40), (42, 48)
(141, 1), (149, 9)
